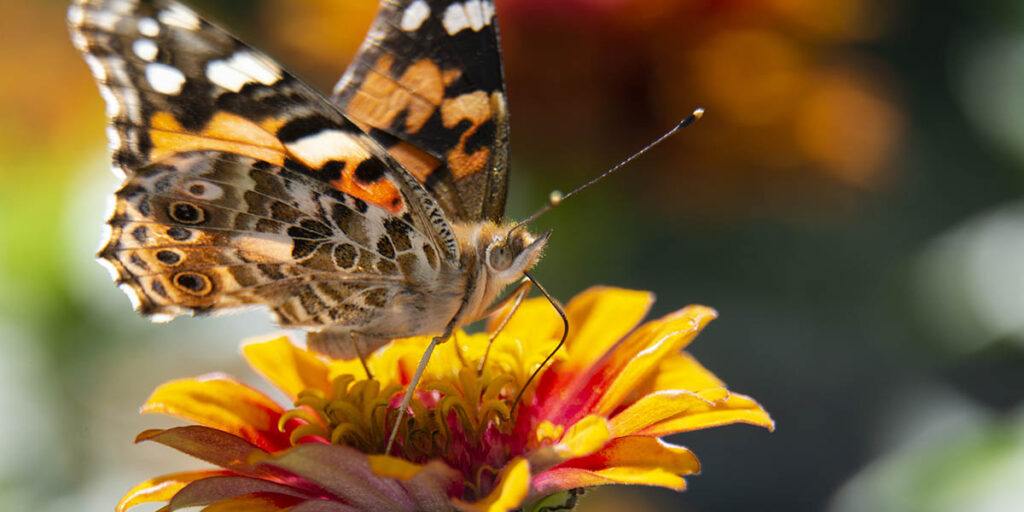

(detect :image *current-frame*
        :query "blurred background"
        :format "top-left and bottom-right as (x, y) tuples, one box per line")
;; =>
(2, 0), (1023, 510)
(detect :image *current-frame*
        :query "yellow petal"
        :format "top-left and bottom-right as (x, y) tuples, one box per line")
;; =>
(533, 466), (689, 495)
(241, 336), (330, 401)
(366, 455), (425, 481)
(608, 389), (726, 437)
(554, 415), (611, 459)
(593, 306), (717, 416)
(487, 296), (563, 350)
(562, 287), (654, 370)
(116, 470), (231, 512)
(563, 436), (700, 476)
(638, 392), (775, 436)
(141, 374), (289, 450)
(454, 458), (531, 512)
(646, 352), (725, 394)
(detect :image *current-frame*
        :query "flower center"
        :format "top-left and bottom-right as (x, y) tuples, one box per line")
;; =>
(283, 337), (544, 498)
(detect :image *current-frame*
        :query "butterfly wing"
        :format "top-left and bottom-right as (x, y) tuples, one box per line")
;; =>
(332, 0), (510, 223)
(69, 0), (458, 325)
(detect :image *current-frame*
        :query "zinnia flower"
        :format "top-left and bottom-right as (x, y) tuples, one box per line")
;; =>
(118, 286), (773, 511)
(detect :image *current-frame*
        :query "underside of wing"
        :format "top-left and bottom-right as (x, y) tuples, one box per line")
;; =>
(332, 0), (510, 223)
(68, 0), (460, 261)
(100, 150), (445, 327)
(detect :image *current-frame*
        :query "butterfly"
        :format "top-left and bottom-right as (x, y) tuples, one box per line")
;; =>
(68, 0), (549, 362)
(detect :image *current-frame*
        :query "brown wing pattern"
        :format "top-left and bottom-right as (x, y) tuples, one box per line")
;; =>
(100, 150), (444, 327)
(332, 0), (510, 222)
(68, 0), (460, 261)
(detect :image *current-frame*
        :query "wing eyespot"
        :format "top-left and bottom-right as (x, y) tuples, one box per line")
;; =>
(168, 201), (206, 224)
(173, 272), (213, 295)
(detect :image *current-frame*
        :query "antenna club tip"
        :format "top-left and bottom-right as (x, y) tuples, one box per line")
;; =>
(678, 108), (705, 129)
(549, 190), (563, 206)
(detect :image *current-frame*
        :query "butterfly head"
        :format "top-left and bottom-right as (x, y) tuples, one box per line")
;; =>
(479, 224), (551, 284)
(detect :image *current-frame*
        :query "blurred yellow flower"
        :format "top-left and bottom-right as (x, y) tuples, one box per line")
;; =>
(118, 287), (773, 511)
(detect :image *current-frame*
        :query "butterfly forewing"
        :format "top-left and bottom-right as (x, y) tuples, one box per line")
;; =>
(70, 0), (460, 325)
(332, 0), (510, 223)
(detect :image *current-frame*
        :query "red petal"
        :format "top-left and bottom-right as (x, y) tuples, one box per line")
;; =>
(136, 426), (271, 476)
(196, 492), (306, 512)
(167, 476), (313, 510)
(257, 444), (415, 510)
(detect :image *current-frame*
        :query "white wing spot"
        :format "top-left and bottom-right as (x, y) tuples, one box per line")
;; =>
(67, 5), (85, 26)
(83, 54), (107, 81)
(105, 125), (122, 150)
(230, 51), (282, 84)
(157, 4), (200, 30)
(442, 3), (470, 35)
(87, 9), (121, 31)
(401, 0), (430, 31)
(132, 39), (159, 62)
(98, 85), (121, 118)
(70, 31), (88, 51)
(145, 63), (186, 95)
(183, 180), (224, 200)
(465, 0), (485, 30)
(105, 0), (137, 15)
(442, 1), (493, 35)
(285, 130), (368, 169)
(138, 17), (160, 37)
(206, 51), (281, 92)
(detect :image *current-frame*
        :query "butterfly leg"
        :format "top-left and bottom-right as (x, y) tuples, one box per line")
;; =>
(385, 324), (454, 454)
(478, 277), (533, 373)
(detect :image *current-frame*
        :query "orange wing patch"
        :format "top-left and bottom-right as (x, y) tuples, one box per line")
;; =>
(149, 111), (287, 165)
(346, 56), (462, 135)
(387, 141), (441, 183)
(440, 91), (500, 179)
(329, 163), (404, 214)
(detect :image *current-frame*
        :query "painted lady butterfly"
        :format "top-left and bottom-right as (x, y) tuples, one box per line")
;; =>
(69, 0), (549, 363)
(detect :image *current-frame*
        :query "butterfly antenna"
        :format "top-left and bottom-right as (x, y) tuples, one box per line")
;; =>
(510, 271), (568, 415)
(508, 108), (704, 238)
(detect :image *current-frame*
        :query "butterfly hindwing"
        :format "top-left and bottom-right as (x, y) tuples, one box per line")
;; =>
(70, 0), (463, 323)
(101, 150), (443, 327)
(332, 0), (510, 223)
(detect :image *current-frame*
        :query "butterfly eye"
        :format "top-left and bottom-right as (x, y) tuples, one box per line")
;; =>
(488, 243), (513, 271)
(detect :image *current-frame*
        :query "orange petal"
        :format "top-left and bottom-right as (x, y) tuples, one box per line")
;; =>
(454, 458), (531, 512)
(561, 436), (700, 476)
(116, 470), (232, 512)
(608, 389), (726, 437)
(637, 392), (775, 436)
(562, 287), (654, 370)
(592, 306), (717, 416)
(141, 374), (290, 451)
(242, 336), (330, 401)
